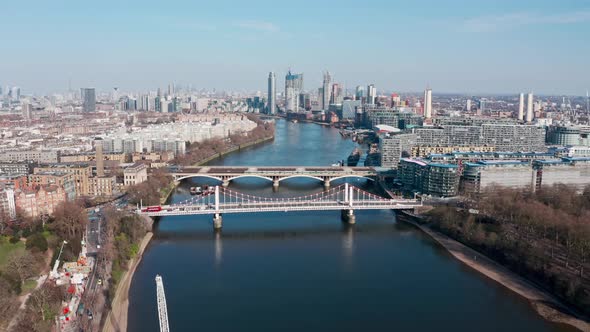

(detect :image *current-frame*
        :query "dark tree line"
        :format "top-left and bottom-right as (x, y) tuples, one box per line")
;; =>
(425, 184), (590, 315)
(173, 118), (275, 167)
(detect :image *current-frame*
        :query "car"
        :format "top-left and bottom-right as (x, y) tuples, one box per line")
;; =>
(97, 278), (102, 286)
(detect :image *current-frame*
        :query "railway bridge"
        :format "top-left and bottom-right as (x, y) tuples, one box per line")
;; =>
(169, 166), (378, 189)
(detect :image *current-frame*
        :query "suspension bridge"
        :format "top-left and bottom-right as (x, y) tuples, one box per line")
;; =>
(137, 183), (422, 229)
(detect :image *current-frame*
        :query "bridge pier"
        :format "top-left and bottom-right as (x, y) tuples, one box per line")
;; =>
(273, 180), (280, 188)
(213, 213), (223, 230)
(323, 181), (331, 191)
(341, 209), (356, 224)
(222, 180), (230, 187)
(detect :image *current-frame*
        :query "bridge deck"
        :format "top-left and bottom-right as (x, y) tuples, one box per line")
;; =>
(140, 200), (421, 217)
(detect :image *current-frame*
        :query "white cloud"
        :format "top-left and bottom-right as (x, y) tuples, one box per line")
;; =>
(464, 11), (590, 32)
(235, 20), (279, 32)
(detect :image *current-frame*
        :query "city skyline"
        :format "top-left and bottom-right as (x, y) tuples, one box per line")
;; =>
(1, 0), (589, 95)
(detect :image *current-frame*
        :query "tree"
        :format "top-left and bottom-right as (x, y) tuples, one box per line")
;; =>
(49, 200), (88, 253)
(26, 283), (64, 323)
(5, 250), (39, 284)
(0, 277), (17, 325)
(26, 233), (48, 252)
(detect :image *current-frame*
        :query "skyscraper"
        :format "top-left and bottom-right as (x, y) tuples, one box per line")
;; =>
(285, 71), (303, 112)
(367, 84), (376, 105)
(11, 87), (20, 101)
(518, 93), (525, 121)
(466, 99), (472, 112)
(22, 102), (32, 120)
(424, 88), (432, 119)
(81, 88), (96, 112)
(322, 71), (331, 110)
(526, 92), (534, 122)
(267, 72), (276, 114)
(355, 86), (364, 101)
(331, 83), (341, 104)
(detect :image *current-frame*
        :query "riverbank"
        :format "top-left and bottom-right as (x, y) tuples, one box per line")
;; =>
(398, 213), (590, 332)
(194, 135), (274, 166)
(102, 232), (153, 332)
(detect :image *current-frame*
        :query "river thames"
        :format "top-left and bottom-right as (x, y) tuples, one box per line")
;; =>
(128, 119), (575, 332)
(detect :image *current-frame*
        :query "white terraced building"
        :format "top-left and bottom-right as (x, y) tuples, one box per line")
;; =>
(100, 118), (257, 155)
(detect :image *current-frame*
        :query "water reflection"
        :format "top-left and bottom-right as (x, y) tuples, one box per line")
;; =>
(341, 224), (355, 271)
(214, 229), (222, 268)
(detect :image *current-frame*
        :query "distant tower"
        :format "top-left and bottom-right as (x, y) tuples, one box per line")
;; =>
(322, 71), (331, 110)
(113, 87), (119, 102)
(95, 138), (105, 177)
(355, 86), (364, 102)
(267, 72), (276, 115)
(526, 92), (534, 122)
(587, 90), (589, 114)
(81, 88), (96, 112)
(168, 83), (175, 97)
(11, 87), (21, 101)
(22, 102), (33, 120)
(466, 99), (472, 112)
(518, 93), (525, 121)
(285, 70), (303, 112)
(367, 84), (376, 105)
(424, 88), (432, 119)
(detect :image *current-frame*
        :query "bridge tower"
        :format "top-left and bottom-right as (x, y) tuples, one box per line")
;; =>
(340, 183), (356, 224)
(213, 185), (223, 229)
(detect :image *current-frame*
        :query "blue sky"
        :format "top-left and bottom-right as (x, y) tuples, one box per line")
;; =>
(2, 0), (589, 95)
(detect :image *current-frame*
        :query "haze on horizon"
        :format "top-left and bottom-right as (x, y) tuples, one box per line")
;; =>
(2, 0), (589, 96)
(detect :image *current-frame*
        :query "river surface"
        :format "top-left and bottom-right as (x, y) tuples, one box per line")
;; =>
(128, 119), (575, 332)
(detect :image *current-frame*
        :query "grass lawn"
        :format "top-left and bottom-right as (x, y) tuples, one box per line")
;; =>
(0, 236), (25, 270)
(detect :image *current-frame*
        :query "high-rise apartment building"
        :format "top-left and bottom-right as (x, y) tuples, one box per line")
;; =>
(81, 88), (96, 112)
(367, 84), (376, 105)
(22, 102), (32, 120)
(518, 93), (525, 121)
(285, 71), (303, 112)
(355, 86), (364, 101)
(526, 92), (534, 122)
(424, 88), (432, 119)
(322, 71), (331, 110)
(267, 72), (276, 114)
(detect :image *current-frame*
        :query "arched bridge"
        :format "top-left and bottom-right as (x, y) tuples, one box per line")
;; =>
(137, 183), (422, 229)
(170, 166), (377, 189)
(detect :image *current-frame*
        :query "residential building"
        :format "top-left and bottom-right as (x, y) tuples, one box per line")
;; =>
(285, 71), (303, 112)
(34, 164), (92, 197)
(29, 172), (77, 201)
(267, 72), (276, 114)
(0, 150), (59, 163)
(461, 161), (535, 194)
(81, 88), (96, 112)
(15, 185), (67, 219)
(124, 163), (148, 186)
(322, 71), (331, 110)
(378, 133), (417, 168)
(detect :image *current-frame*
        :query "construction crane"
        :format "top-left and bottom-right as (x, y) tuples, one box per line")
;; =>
(155, 275), (170, 332)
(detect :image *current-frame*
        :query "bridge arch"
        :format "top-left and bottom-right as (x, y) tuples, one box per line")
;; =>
(277, 175), (324, 183)
(227, 175), (274, 182)
(329, 175), (375, 183)
(175, 174), (223, 182)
